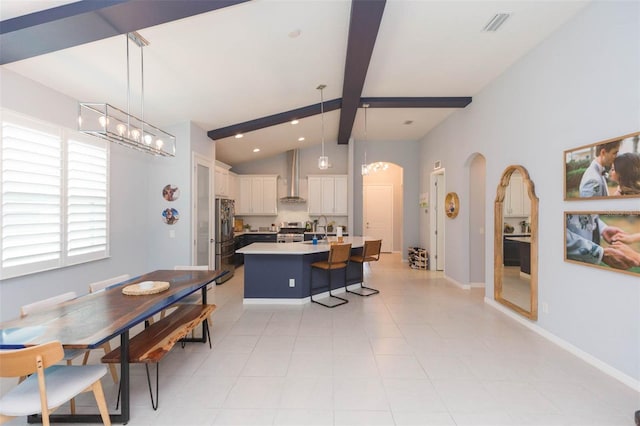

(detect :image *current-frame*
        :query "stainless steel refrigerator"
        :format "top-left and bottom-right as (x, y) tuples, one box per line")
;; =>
(215, 198), (235, 284)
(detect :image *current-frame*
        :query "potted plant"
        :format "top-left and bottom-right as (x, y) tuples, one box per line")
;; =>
(327, 221), (335, 233)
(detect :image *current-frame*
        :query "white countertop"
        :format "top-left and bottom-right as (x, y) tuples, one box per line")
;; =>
(505, 236), (531, 243)
(236, 236), (369, 255)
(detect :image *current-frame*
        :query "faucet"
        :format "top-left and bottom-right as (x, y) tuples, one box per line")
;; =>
(318, 215), (328, 241)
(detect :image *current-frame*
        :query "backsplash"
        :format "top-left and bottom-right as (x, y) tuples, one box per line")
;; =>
(236, 202), (347, 231)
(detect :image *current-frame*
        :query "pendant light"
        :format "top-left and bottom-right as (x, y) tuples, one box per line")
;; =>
(78, 32), (176, 156)
(317, 84), (329, 170)
(361, 103), (370, 176)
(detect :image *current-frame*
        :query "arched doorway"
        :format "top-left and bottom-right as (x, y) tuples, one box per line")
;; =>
(362, 162), (403, 253)
(468, 153), (486, 286)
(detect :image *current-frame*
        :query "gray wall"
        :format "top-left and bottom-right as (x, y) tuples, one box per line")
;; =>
(419, 2), (639, 382)
(0, 68), (212, 319)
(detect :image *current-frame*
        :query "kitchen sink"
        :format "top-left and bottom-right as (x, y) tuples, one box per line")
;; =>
(302, 239), (330, 244)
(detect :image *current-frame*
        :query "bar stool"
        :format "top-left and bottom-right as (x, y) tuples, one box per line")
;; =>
(310, 243), (351, 308)
(347, 239), (381, 296)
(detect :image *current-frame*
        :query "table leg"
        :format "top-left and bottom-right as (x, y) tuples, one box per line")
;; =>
(120, 330), (130, 424)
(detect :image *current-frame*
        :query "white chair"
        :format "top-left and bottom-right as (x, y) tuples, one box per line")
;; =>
(0, 341), (111, 426)
(88, 274), (131, 293)
(85, 274), (131, 383)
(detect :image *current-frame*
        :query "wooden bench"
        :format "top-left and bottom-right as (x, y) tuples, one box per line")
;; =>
(102, 303), (216, 409)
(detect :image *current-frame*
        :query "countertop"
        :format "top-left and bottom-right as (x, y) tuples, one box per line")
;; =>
(236, 236), (369, 255)
(505, 236), (531, 243)
(234, 231), (278, 236)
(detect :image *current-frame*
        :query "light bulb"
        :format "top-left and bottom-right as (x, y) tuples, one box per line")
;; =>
(361, 164), (369, 175)
(116, 124), (127, 136)
(156, 139), (164, 149)
(98, 116), (108, 127)
(144, 134), (153, 145)
(318, 156), (329, 170)
(130, 129), (140, 141)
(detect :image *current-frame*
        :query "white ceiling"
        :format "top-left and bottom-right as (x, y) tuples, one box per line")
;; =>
(1, 0), (588, 166)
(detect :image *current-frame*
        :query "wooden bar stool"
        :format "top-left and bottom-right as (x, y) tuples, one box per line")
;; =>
(347, 239), (381, 296)
(310, 243), (351, 308)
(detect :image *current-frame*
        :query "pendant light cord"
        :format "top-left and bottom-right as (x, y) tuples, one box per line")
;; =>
(320, 86), (325, 157)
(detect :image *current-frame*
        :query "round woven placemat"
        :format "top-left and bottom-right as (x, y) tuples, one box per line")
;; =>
(122, 281), (170, 296)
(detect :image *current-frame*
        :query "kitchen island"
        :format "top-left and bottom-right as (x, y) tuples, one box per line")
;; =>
(236, 236), (370, 303)
(505, 236), (531, 276)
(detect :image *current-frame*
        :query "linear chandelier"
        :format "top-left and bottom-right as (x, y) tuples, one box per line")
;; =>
(78, 32), (175, 157)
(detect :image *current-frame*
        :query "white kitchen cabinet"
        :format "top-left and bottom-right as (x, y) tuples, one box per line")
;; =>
(227, 171), (238, 201)
(214, 161), (231, 198)
(236, 175), (278, 215)
(307, 175), (348, 216)
(504, 171), (531, 217)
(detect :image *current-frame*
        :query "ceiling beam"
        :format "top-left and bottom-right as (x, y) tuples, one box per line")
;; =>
(361, 97), (472, 108)
(207, 99), (342, 140)
(337, 0), (386, 144)
(0, 0), (249, 65)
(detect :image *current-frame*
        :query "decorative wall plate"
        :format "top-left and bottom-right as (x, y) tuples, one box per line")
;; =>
(445, 192), (460, 218)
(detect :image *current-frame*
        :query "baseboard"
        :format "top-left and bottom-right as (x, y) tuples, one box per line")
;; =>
(469, 281), (485, 288)
(445, 275), (469, 290)
(484, 297), (640, 392)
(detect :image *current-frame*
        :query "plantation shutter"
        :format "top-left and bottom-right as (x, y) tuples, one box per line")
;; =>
(66, 138), (108, 263)
(1, 119), (62, 277)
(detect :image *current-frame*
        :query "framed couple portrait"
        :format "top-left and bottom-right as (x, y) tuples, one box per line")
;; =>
(563, 131), (640, 200)
(564, 211), (640, 277)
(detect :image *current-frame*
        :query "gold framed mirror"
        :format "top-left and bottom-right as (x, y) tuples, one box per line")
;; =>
(494, 165), (539, 320)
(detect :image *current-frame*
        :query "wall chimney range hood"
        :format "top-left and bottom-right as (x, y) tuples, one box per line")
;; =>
(280, 149), (306, 203)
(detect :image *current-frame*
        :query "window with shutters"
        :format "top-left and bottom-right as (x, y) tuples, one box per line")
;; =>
(1, 111), (109, 279)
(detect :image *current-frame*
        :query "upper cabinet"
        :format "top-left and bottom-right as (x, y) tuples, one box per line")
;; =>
(308, 175), (347, 216)
(227, 171), (238, 201)
(236, 175), (278, 216)
(214, 161), (231, 198)
(504, 170), (531, 217)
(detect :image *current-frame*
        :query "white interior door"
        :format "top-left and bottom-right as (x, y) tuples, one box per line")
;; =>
(363, 185), (393, 252)
(430, 172), (445, 271)
(194, 155), (213, 267)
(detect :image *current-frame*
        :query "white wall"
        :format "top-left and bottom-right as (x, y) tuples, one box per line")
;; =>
(0, 69), (207, 319)
(419, 2), (639, 383)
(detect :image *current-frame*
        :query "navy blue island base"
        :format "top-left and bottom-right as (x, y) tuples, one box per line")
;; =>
(237, 237), (369, 302)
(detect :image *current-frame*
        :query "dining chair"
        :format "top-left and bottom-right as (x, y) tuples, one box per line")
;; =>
(86, 274), (131, 383)
(347, 239), (382, 296)
(20, 292), (88, 414)
(0, 340), (111, 426)
(309, 243), (351, 308)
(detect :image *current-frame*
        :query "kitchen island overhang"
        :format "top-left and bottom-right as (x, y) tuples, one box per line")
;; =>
(236, 237), (371, 304)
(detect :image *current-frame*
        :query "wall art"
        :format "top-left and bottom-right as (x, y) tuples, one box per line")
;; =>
(564, 131), (639, 200)
(162, 208), (179, 225)
(565, 211), (640, 277)
(162, 184), (180, 201)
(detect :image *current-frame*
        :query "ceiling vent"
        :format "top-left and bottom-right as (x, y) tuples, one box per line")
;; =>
(483, 13), (511, 32)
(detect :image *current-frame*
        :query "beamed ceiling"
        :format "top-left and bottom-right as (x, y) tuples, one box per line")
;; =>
(1, 0), (588, 165)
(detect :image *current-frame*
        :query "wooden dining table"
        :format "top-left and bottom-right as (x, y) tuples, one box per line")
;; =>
(0, 269), (227, 424)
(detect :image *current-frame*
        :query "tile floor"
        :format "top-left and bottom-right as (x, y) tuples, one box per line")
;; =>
(2, 253), (638, 425)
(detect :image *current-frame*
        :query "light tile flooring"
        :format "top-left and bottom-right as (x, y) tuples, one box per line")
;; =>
(2, 254), (638, 425)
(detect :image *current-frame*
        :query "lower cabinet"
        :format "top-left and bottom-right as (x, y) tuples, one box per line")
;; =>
(503, 237), (520, 266)
(234, 233), (277, 266)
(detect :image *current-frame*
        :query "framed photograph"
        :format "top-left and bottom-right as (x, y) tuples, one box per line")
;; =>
(565, 211), (640, 277)
(564, 131), (639, 200)
(445, 192), (459, 218)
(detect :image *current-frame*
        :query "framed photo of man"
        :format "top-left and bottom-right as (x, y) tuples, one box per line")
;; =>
(564, 131), (639, 200)
(565, 211), (640, 277)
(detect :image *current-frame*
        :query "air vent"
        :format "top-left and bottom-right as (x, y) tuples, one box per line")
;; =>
(483, 13), (510, 32)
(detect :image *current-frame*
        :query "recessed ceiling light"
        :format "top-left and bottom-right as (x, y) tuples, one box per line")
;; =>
(288, 29), (301, 38)
(298, 137), (305, 142)
(404, 120), (413, 125)
(252, 148), (260, 153)
(235, 134), (243, 139)
(291, 120), (299, 125)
